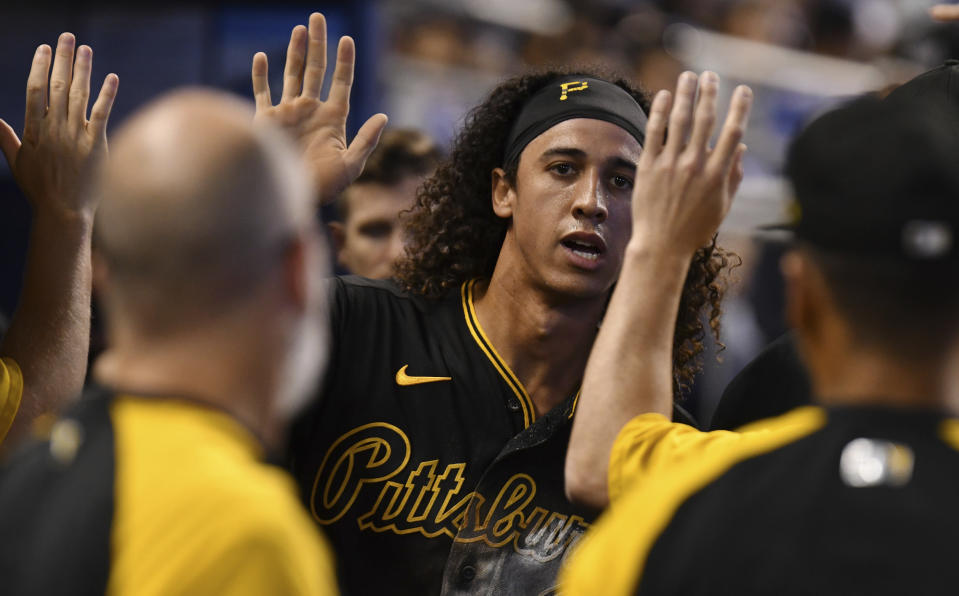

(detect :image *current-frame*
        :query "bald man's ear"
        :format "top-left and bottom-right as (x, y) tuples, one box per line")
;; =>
(491, 168), (515, 220)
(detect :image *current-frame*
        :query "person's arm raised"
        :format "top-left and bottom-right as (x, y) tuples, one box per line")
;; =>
(252, 12), (388, 205)
(565, 71), (753, 509)
(0, 33), (118, 446)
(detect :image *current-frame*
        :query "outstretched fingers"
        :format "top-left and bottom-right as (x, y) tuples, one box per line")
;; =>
(345, 113), (388, 177)
(48, 32), (76, 119)
(726, 143), (747, 197)
(87, 74), (119, 142)
(68, 45), (93, 131)
(686, 71), (719, 162)
(638, 90), (671, 167)
(0, 119), (21, 169)
(252, 52), (272, 111)
(24, 44), (52, 143)
(281, 25), (308, 102)
(708, 85), (753, 177)
(302, 12), (328, 99)
(662, 71), (698, 159)
(326, 36), (356, 117)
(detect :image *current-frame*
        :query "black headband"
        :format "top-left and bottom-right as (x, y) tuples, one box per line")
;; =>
(503, 77), (648, 166)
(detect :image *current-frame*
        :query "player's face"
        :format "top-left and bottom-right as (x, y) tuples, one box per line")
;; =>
(498, 118), (641, 300)
(334, 178), (419, 279)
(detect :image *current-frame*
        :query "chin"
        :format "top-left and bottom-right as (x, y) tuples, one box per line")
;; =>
(541, 271), (616, 303)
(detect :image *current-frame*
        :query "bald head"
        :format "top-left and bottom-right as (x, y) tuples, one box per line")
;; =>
(95, 89), (316, 334)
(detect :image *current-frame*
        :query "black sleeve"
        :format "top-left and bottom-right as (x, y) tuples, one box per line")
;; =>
(709, 333), (812, 431)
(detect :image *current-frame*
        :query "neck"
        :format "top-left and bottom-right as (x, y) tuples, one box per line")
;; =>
(94, 317), (282, 448)
(472, 271), (607, 417)
(809, 344), (957, 414)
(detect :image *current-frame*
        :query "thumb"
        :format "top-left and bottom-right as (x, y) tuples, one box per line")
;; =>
(0, 119), (21, 170)
(345, 113), (388, 179)
(726, 143), (747, 200)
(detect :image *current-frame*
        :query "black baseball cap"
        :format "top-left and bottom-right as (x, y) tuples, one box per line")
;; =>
(784, 64), (959, 265)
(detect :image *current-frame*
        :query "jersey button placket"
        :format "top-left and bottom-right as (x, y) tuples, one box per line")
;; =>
(507, 398), (521, 412)
(459, 564), (477, 583)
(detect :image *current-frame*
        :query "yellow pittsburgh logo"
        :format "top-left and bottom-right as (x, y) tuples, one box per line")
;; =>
(559, 81), (588, 101)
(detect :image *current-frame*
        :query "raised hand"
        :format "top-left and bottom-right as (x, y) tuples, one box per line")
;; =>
(0, 32), (119, 223)
(0, 33), (118, 447)
(630, 71), (752, 257)
(565, 74), (753, 508)
(252, 12), (388, 205)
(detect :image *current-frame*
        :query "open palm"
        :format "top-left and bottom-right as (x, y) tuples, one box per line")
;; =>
(0, 33), (118, 221)
(252, 13), (387, 205)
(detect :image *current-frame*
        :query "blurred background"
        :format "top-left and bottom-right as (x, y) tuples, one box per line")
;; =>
(2, 0), (958, 422)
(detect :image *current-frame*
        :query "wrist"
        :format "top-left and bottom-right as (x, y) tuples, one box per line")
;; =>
(622, 241), (693, 286)
(624, 240), (695, 269)
(32, 204), (95, 237)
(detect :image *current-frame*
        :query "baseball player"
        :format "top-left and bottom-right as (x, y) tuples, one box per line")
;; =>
(710, 59), (959, 432)
(329, 128), (441, 279)
(253, 13), (750, 594)
(563, 83), (959, 593)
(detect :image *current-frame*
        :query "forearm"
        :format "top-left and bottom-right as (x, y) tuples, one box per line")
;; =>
(1, 208), (93, 443)
(566, 243), (691, 508)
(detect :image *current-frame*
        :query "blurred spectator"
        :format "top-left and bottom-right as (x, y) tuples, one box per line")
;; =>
(329, 128), (441, 279)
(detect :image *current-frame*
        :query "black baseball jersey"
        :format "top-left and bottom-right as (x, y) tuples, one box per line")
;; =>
(564, 404), (959, 595)
(290, 276), (698, 595)
(290, 276), (594, 595)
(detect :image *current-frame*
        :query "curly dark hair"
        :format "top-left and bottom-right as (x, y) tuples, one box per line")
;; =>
(395, 66), (737, 395)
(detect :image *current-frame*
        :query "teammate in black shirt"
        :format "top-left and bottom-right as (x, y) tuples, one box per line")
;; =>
(564, 67), (959, 594)
(252, 13), (750, 594)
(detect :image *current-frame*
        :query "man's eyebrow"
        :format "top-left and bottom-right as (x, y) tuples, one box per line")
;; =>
(538, 147), (637, 171)
(610, 157), (638, 172)
(539, 147), (587, 161)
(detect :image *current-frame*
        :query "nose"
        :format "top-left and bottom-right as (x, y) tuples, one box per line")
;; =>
(572, 170), (608, 223)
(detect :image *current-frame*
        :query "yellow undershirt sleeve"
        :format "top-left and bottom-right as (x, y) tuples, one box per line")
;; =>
(0, 357), (24, 445)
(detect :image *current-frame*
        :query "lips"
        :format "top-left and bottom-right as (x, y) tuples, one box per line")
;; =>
(561, 231), (607, 265)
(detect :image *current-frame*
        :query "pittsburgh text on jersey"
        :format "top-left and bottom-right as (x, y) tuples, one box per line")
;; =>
(309, 422), (589, 562)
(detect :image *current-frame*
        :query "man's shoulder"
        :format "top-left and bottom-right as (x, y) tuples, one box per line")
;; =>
(334, 275), (409, 296)
(331, 275), (431, 302)
(329, 275), (456, 313)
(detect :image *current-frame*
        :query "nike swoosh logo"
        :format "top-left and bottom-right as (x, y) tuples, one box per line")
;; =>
(395, 365), (452, 386)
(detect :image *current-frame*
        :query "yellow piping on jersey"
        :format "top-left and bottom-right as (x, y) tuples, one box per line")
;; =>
(568, 389), (581, 419)
(461, 280), (536, 428)
(0, 357), (24, 445)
